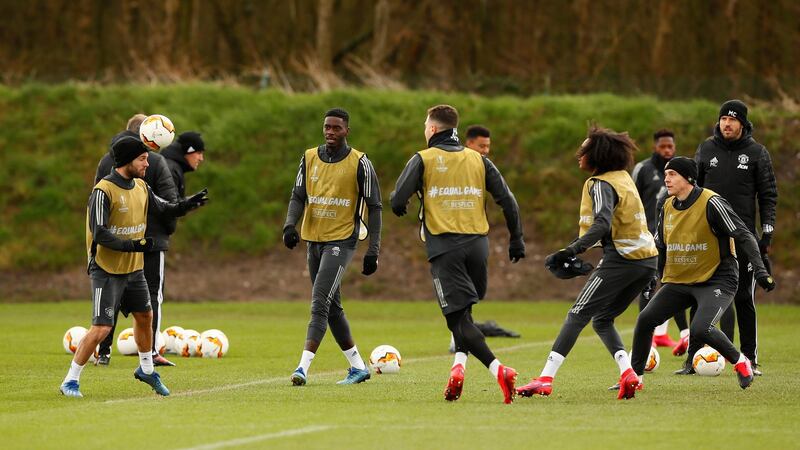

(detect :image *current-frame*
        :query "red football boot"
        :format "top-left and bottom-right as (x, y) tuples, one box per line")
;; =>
(734, 358), (754, 390)
(444, 364), (465, 401)
(516, 376), (553, 397)
(672, 334), (689, 356)
(617, 368), (640, 400)
(497, 365), (517, 404)
(652, 334), (678, 348)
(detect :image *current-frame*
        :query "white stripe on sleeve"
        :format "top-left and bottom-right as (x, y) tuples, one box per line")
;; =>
(709, 197), (736, 232)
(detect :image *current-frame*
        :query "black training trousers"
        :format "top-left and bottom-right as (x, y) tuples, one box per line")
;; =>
(304, 242), (356, 349)
(551, 262), (655, 358)
(632, 282), (740, 375)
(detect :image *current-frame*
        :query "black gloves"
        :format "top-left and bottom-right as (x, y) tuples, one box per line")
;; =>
(547, 247), (576, 267)
(179, 188), (209, 214)
(392, 204), (407, 217)
(756, 274), (776, 292)
(362, 254), (378, 275)
(758, 233), (773, 275)
(642, 275), (659, 300)
(282, 226), (300, 249)
(126, 237), (154, 252)
(509, 239), (525, 263)
(758, 233), (772, 255)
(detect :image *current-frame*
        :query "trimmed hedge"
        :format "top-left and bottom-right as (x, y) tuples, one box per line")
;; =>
(0, 84), (797, 270)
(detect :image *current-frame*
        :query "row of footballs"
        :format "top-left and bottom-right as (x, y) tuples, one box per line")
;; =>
(62, 325), (230, 359)
(640, 345), (726, 376)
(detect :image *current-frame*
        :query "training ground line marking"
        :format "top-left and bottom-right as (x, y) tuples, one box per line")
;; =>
(175, 425), (333, 450)
(105, 328), (633, 404)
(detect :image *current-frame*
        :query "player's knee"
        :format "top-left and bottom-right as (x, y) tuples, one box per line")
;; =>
(591, 317), (612, 333)
(566, 312), (592, 328)
(690, 322), (712, 341)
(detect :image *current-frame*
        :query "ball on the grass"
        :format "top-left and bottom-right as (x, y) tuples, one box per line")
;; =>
(693, 346), (726, 376)
(369, 345), (402, 374)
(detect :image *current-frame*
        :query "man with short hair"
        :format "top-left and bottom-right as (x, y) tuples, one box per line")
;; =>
(391, 104), (524, 404)
(465, 125), (491, 156)
(631, 129), (687, 350)
(60, 136), (208, 398)
(516, 127), (658, 399)
(95, 114), (179, 367)
(283, 108), (382, 386)
(624, 157), (775, 399)
(685, 100), (778, 376)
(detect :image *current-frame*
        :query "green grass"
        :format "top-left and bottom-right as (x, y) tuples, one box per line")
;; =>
(2, 300), (799, 449)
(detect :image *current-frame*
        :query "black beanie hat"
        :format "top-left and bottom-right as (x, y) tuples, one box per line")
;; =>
(664, 156), (698, 185)
(719, 99), (749, 127)
(112, 136), (148, 168)
(177, 131), (205, 154)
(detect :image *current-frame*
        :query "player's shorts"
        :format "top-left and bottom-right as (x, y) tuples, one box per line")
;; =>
(89, 267), (152, 326)
(429, 237), (489, 315)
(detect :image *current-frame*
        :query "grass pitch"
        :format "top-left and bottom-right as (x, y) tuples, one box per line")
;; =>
(2, 300), (799, 450)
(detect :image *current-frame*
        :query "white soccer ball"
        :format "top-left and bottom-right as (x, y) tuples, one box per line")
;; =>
(155, 331), (167, 355)
(63, 326), (87, 353)
(139, 114), (175, 150)
(176, 329), (202, 357)
(693, 346), (726, 376)
(645, 346), (660, 372)
(369, 345), (402, 374)
(200, 329), (230, 358)
(162, 325), (184, 354)
(116, 327), (138, 355)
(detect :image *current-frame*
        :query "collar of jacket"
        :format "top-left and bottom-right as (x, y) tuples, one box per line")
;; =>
(651, 152), (669, 173)
(319, 142), (351, 163)
(161, 142), (194, 172)
(671, 185), (703, 211)
(104, 168), (136, 190)
(712, 124), (755, 150)
(427, 128), (461, 150)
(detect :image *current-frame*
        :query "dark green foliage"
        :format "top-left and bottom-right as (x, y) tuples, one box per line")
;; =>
(0, 85), (797, 271)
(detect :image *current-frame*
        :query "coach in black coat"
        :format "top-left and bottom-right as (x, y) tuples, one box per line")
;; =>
(692, 99), (777, 374)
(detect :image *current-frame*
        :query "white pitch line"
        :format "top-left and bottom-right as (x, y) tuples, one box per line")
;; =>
(174, 425), (333, 450)
(104, 327), (633, 404)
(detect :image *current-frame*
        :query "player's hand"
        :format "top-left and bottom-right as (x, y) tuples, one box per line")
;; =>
(362, 254), (378, 275)
(392, 204), (407, 217)
(758, 233), (772, 255)
(548, 247), (575, 267)
(642, 275), (659, 300)
(509, 239), (525, 263)
(282, 226), (300, 249)
(756, 274), (776, 292)
(128, 237), (154, 252)
(180, 188), (209, 213)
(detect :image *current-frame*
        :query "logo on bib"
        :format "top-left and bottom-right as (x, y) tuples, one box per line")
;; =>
(435, 155), (448, 173)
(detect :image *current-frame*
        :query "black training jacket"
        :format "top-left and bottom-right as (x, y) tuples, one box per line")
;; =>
(695, 125), (777, 236)
(631, 152), (670, 233)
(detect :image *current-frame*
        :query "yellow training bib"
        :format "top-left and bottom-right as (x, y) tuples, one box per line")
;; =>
(578, 170), (658, 260)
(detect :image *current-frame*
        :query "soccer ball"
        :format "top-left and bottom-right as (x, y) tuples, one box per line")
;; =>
(116, 327), (138, 355)
(63, 326), (87, 353)
(645, 346), (660, 372)
(693, 346), (726, 376)
(162, 325), (184, 354)
(139, 114), (175, 150)
(200, 329), (230, 358)
(369, 345), (402, 374)
(628, 346), (660, 372)
(176, 329), (202, 357)
(155, 331), (167, 355)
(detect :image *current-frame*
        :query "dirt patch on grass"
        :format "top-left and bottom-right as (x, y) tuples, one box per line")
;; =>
(2, 229), (797, 304)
